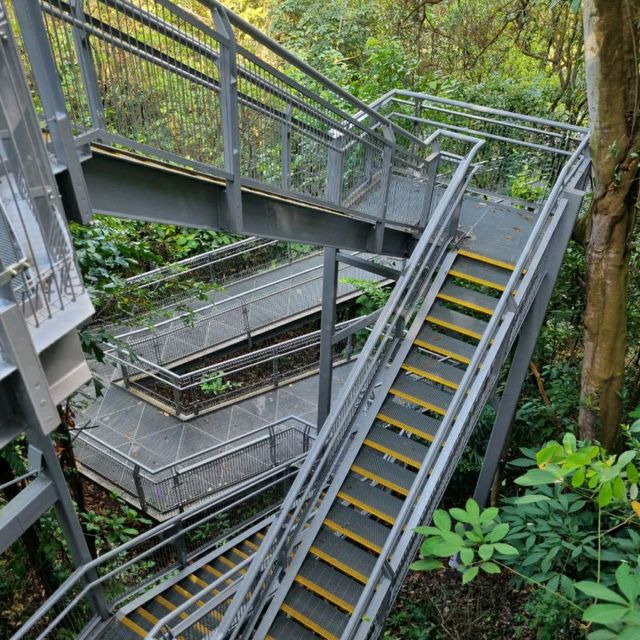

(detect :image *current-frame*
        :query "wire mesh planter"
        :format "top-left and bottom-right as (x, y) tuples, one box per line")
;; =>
(105, 316), (365, 419)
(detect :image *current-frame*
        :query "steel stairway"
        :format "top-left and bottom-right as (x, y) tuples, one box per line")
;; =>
(256, 249), (514, 640)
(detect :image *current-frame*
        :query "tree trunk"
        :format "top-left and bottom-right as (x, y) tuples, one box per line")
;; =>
(579, 0), (639, 449)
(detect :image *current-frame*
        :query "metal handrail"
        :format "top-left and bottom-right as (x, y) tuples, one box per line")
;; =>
(214, 131), (484, 639)
(11, 461), (298, 640)
(339, 131), (591, 640)
(77, 414), (313, 476)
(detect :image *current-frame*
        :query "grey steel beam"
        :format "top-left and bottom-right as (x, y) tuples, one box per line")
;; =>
(317, 247), (338, 429)
(75, 151), (416, 257)
(473, 189), (585, 506)
(336, 252), (402, 280)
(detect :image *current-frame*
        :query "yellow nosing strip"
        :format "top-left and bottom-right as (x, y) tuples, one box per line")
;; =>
(173, 584), (206, 608)
(436, 291), (494, 316)
(376, 412), (434, 442)
(120, 616), (147, 638)
(281, 603), (338, 640)
(388, 388), (447, 416)
(323, 518), (382, 554)
(295, 575), (354, 612)
(457, 249), (515, 271)
(426, 315), (483, 340)
(336, 490), (396, 526)
(400, 363), (459, 390)
(136, 607), (158, 626)
(351, 463), (409, 496)
(364, 438), (421, 469)
(449, 268), (506, 292)
(157, 592), (212, 633)
(245, 539), (259, 551)
(189, 573), (210, 589)
(413, 338), (471, 365)
(309, 544), (368, 584)
(233, 547), (249, 559)
(203, 564), (235, 586)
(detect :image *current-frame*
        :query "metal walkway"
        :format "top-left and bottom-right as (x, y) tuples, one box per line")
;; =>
(2, 0), (594, 638)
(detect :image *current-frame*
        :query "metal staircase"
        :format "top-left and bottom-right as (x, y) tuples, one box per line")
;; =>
(0, 0), (595, 638)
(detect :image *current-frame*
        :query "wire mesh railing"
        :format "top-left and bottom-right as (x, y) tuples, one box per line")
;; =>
(94, 236), (321, 328)
(371, 89), (587, 205)
(16, 0), (442, 232)
(105, 315), (365, 418)
(106, 250), (398, 371)
(11, 467), (296, 640)
(212, 131), (485, 640)
(73, 415), (314, 518)
(0, 4), (86, 340)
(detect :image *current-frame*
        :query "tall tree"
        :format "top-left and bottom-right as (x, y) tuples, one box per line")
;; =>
(579, 0), (640, 448)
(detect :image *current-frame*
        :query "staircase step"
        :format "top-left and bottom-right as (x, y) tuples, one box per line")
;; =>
(377, 399), (440, 441)
(352, 447), (416, 495)
(281, 583), (348, 640)
(297, 557), (364, 611)
(119, 612), (150, 638)
(437, 281), (498, 315)
(449, 255), (511, 291)
(415, 325), (477, 364)
(457, 248), (515, 272)
(427, 302), (488, 340)
(390, 374), (455, 415)
(402, 350), (465, 389)
(311, 525), (377, 582)
(337, 472), (404, 525)
(365, 422), (430, 469)
(267, 613), (322, 640)
(324, 502), (390, 553)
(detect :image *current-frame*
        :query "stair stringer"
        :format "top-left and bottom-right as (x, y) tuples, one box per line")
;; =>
(251, 250), (458, 638)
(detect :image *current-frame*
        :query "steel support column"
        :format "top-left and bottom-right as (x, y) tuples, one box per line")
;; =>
(317, 247), (338, 429)
(473, 189), (584, 506)
(212, 6), (243, 231)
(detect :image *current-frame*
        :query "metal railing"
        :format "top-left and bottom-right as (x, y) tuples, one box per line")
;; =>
(16, 0), (443, 232)
(0, 2), (87, 342)
(11, 467), (296, 640)
(105, 250), (397, 370)
(213, 130), (485, 639)
(74, 415), (315, 518)
(370, 89), (587, 204)
(105, 316), (365, 418)
(94, 237), (320, 328)
(337, 115), (591, 640)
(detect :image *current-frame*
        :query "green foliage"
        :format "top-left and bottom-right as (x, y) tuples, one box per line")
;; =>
(81, 495), (152, 554)
(200, 371), (241, 396)
(340, 278), (391, 316)
(411, 498), (518, 585)
(511, 588), (583, 640)
(576, 564), (640, 639)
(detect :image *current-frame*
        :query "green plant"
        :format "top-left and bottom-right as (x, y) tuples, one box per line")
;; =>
(200, 371), (241, 396)
(340, 278), (392, 315)
(576, 564), (640, 639)
(411, 498), (518, 584)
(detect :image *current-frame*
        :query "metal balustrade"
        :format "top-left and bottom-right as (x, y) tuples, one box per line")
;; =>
(104, 316), (365, 418)
(74, 415), (315, 518)
(12, 469), (297, 640)
(15, 0), (442, 235)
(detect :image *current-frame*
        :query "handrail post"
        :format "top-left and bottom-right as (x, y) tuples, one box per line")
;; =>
(12, 0), (93, 223)
(70, 0), (105, 129)
(419, 143), (441, 228)
(281, 103), (292, 190)
(374, 125), (396, 253)
(132, 464), (148, 514)
(212, 6), (243, 232)
(326, 130), (344, 205)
